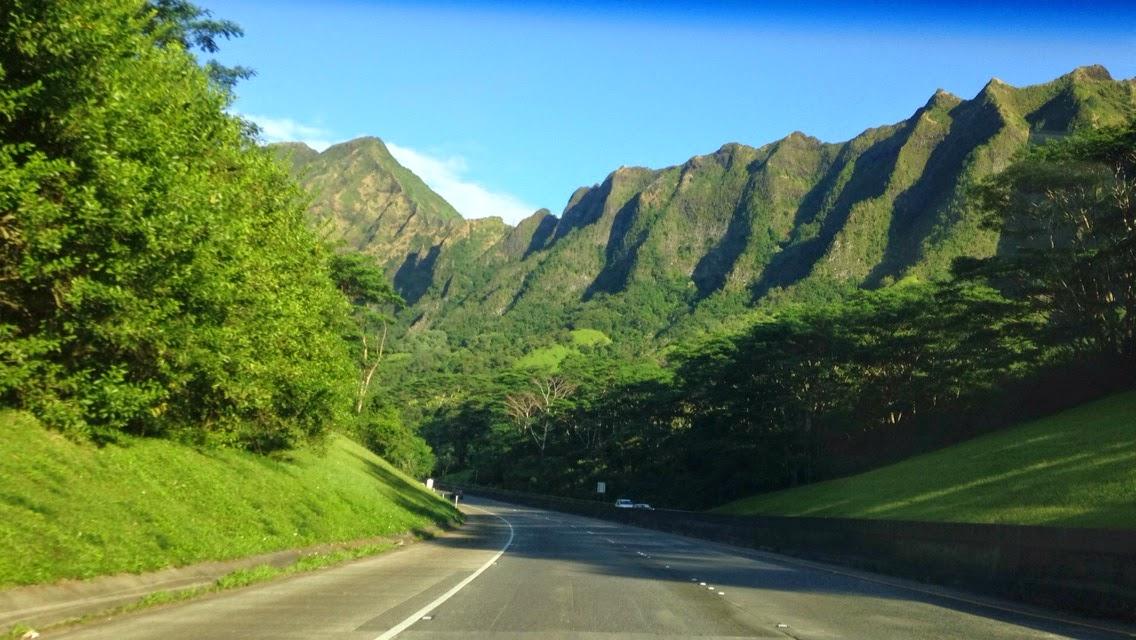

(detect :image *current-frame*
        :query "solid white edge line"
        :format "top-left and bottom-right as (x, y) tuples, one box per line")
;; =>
(371, 504), (515, 640)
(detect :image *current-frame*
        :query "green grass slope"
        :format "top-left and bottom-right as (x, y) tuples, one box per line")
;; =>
(0, 411), (458, 587)
(714, 391), (1136, 528)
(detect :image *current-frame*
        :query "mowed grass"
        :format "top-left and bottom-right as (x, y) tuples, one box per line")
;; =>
(569, 328), (612, 347)
(0, 411), (459, 587)
(714, 391), (1136, 528)
(514, 344), (574, 371)
(514, 329), (612, 371)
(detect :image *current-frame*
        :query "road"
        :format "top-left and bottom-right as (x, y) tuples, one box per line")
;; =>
(52, 497), (1133, 640)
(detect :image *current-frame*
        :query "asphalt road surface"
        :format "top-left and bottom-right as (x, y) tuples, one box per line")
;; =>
(51, 497), (1134, 640)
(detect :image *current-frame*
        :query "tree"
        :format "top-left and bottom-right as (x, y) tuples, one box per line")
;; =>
(142, 0), (254, 89)
(504, 376), (576, 458)
(329, 252), (405, 414)
(357, 400), (435, 477)
(969, 123), (1136, 362)
(0, 0), (354, 450)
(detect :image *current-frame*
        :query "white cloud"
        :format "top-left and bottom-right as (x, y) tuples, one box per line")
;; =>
(242, 113), (337, 151)
(386, 142), (537, 225)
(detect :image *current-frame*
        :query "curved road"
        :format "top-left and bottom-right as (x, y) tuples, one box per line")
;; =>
(53, 497), (1134, 639)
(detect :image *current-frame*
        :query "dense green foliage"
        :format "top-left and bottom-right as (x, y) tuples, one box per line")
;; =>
(143, 0), (253, 89)
(414, 121), (1135, 509)
(966, 123), (1136, 362)
(277, 74), (1133, 495)
(327, 251), (434, 476)
(355, 400), (435, 478)
(715, 391), (1136, 528)
(421, 281), (1057, 507)
(0, 0), (356, 450)
(0, 409), (457, 587)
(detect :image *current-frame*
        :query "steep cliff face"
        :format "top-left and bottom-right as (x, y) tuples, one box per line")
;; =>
(271, 137), (482, 269)
(277, 67), (1135, 344)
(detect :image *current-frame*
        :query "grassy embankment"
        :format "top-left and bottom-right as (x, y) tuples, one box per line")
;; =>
(0, 411), (459, 587)
(715, 391), (1136, 528)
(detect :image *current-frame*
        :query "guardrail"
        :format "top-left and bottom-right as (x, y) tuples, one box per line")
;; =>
(443, 483), (1136, 622)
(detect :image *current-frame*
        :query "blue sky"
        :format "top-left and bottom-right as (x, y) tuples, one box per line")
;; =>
(209, 0), (1136, 224)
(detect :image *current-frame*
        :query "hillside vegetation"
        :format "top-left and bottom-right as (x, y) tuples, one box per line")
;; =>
(1, 0), (358, 451)
(713, 391), (1136, 528)
(0, 411), (457, 587)
(414, 118), (1136, 509)
(284, 67), (1134, 354)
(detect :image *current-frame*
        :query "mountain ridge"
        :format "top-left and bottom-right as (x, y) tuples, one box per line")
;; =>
(273, 65), (1135, 345)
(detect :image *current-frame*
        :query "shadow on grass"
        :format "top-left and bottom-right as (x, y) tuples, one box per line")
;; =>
(347, 451), (461, 526)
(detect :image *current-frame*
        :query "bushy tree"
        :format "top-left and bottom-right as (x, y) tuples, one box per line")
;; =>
(329, 251), (404, 414)
(0, 0), (355, 450)
(969, 123), (1136, 362)
(357, 401), (435, 478)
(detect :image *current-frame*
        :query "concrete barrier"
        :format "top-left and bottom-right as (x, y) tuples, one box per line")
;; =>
(446, 484), (1136, 622)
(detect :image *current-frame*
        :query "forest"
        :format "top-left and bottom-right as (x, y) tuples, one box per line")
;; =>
(406, 123), (1136, 508)
(0, 0), (430, 471)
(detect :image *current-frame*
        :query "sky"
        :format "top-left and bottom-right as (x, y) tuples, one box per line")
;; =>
(208, 0), (1136, 224)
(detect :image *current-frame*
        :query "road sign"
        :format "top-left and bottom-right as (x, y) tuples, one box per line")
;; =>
(596, 481), (606, 494)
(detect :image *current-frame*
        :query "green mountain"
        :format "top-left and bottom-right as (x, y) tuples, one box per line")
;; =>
(277, 66), (1135, 346)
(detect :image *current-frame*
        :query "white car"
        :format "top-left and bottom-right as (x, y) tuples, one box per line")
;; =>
(614, 498), (634, 508)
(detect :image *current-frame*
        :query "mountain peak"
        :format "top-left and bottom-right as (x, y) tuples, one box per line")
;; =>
(330, 135), (390, 154)
(977, 77), (1013, 105)
(781, 130), (821, 147)
(1066, 64), (1113, 82)
(716, 141), (753, 154)
(271, 141), (316, 153)
(564, 186), (592, 213)
(924, 88), (961, 110)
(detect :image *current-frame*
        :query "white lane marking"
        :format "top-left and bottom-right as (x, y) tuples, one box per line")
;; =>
(371, 504), (515, 640)
(507, 506), (1134, 639)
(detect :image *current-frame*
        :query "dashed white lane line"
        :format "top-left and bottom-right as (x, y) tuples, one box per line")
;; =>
(371, 504), (515, 640)
(624, 526), (1136, 639)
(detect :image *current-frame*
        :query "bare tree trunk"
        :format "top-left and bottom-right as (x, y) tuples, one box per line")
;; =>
(355, 322), (388, 414)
